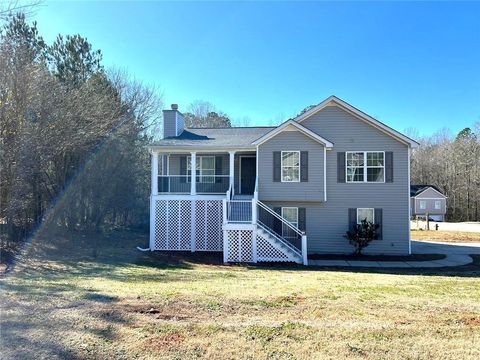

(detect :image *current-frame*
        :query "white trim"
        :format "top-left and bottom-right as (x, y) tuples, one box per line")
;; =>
(239, 155), (256, 194)
(252, 120), (334, 148)
(295, 96), (419, 148)
(323, 147), (327, 202)
(407, 148), (411, 254)
(280, 151), (301, 183)
(148, 146), (257, 153)
(356, 208), (375, 224)
(434, 200), (441, 210)
(151, 151), (159, 195)
(346, 151), (385, 183)
(413, 187), (447, 198)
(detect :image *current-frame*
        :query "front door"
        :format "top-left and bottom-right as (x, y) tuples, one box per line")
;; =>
(240, 157), (256, 194)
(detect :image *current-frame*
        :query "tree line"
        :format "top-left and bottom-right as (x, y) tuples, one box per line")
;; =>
(410, 125), (480, 221)
(0, 14), (163, 243)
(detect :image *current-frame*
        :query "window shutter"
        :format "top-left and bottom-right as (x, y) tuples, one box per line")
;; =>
(375, 208), (383, 240)
(273, 207), (282, 234)
(348, 208), (356, 231)
(215, 156), (222, 183)
(180, 156), (187, 183)
(298, 208), (306, 232)
(300, 151), (308, 182)
(385, 152), (393, 183)
(337, 152), (346, 183)
(273, 152), (281, 182)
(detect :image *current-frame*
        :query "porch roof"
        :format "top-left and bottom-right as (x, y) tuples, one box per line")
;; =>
(149, 126), (275, 151)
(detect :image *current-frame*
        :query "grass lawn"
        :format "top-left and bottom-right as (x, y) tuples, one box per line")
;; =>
(1, 229), (480, 360)
(411, 230), (480, 243)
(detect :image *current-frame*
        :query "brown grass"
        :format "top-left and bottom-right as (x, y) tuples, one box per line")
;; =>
(1, 229), (480, 359)
(411, 230), (480, 242)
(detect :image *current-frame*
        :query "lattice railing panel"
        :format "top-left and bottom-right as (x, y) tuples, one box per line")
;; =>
(152, 198), (222, 251)
(225, 229), (254, 262)
(256, 231), (292, 262)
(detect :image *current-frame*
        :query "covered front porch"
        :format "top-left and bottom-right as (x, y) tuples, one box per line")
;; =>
(150, 150), (257, 196)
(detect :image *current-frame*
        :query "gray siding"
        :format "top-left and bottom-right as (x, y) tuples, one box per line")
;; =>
(162, 110), (177, 138)
(412, 188), (447, 216)
(258, 131), (325, 202)
(290, 105), (410, 255)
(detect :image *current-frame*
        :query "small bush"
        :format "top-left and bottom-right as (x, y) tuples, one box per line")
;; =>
(344, 220), (379, 255)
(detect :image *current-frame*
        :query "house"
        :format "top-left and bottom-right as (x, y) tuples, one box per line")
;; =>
(410, 185), (447, 221)
(147, 96), (419, 265)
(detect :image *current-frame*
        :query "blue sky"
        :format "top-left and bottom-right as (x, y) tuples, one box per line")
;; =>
(34, 1), (479, 135)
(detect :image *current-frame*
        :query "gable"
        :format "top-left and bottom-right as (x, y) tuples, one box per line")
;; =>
(300, 105), (409, 151)
(253, 120), (333, 148)
(296, 96), (419, 148)
(415, 187), (447, 199)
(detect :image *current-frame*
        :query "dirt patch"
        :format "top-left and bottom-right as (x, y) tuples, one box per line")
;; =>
(411, 230), (480, 243)
(123, 303), (190, 321)
(143, 333), (185, 350)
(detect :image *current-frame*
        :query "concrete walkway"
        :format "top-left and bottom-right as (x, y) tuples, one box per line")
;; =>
(308, 240), (479, 268)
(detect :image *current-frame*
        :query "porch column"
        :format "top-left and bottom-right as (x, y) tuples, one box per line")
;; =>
(229, 151), (235, 192)
(190, 151), (197, 195)
(151, 151), (158, 195)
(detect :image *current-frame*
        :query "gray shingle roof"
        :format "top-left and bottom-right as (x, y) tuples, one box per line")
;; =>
(150, 127), (276, 148)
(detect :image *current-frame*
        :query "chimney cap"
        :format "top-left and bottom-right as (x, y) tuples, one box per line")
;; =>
(171, 104), (178, 111)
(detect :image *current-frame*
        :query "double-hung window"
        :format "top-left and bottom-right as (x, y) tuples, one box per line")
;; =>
(281, 207), (298, 238)
(434, 200), (441, 210)
(281, 151), (300, 182)
(346, 151), (385, 183)
(187, 156), (215, 183)
(357, 208), (374, 224)
(419, 200), (426, 210)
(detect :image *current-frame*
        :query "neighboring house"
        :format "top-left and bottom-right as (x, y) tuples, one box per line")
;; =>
(410, 185), (447, 221)
(148, 96), (419, 265)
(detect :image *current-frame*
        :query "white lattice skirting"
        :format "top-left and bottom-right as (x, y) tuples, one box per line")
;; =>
(151, 198), (223, 251)
(223, 227), (301, 263)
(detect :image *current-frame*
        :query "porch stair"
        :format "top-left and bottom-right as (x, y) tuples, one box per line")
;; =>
(256, 223), (303, 264)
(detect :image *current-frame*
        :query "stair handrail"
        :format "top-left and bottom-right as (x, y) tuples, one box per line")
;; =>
(256, 200), (304, 236)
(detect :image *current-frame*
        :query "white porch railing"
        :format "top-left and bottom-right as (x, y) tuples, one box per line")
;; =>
(226, 200), (252, 223)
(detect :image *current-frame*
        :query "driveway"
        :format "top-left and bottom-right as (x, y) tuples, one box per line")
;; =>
(411, 240), (480, 255)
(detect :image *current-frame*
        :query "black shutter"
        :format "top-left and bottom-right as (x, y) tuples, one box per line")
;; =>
(300, 151), (308, 182)
(273, 207), (282, 235)
(348, 208), (357, 231)
(273, 152), (281, 182)
(180, 156), (187, 183)
(375, 208), (383, 240)
(215, 156), (222, 183)
(298, 208), (306, 232)
(385, 152), (393, 183)
(337, 152), (346, 183)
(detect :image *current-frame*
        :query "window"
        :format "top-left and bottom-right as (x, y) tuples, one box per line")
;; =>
(281, 151), (300, 182)
(346, 151), (385, 183)
(434, 200), (441, 210)
(282, 207), (298, 237)
(419, 200), (426, 210)
(187, 156), (215, 183)
(357, 208), (374, 224)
